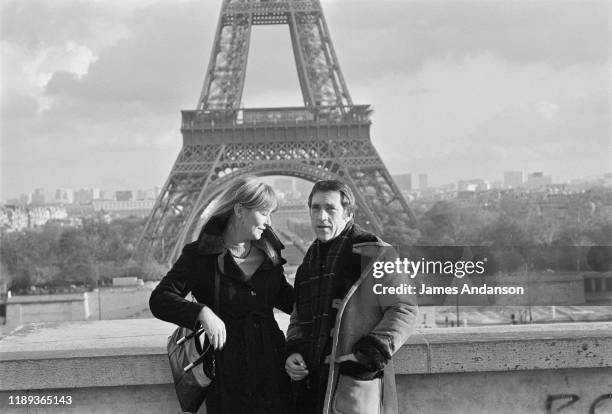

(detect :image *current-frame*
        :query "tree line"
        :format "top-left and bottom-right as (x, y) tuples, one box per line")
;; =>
(386, 189), (612, 275)
(2, 188), (611, 294)
(0, 217), (165, 294)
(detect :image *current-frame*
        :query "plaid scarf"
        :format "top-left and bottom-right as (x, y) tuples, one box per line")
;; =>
(293, 221), (364, 367)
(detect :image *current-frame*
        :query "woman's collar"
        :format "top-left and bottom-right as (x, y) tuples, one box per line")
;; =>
(197, 214), (285, 265)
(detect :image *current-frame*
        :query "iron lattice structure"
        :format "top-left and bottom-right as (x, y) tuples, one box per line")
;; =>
(136, 0), (415, 264)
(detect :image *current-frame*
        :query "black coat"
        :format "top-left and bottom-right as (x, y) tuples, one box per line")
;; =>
(150, 216), (295, 414)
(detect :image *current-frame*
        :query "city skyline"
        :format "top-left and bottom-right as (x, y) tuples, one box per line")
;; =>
(1, 0), (611, 201)
(6, 169), (611, 206)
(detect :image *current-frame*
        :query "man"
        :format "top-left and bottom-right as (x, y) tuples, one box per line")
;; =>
(285, 180), (418, 414)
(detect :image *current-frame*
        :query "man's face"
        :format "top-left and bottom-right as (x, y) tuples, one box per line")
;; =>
(309, 191), (352, 242)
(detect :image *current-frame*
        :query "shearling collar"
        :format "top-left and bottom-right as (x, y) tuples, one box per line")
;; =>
(196, 212), (285, 266)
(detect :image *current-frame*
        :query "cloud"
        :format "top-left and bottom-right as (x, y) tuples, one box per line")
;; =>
(39, 1), (217, 110)
(0, 0), (143, 49)
(25, 41), (98, 86)
(1, 0), (610, 200)
(414, 91), (612, 183)
(359, 54), (610, 184)
(26, 41), (98, 111)
(324, 0), (611, 82)
(0, 0), (136, 120)
(1, 0), (219, 198)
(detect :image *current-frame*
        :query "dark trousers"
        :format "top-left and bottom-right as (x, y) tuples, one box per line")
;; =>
(293, 365), (329, 414)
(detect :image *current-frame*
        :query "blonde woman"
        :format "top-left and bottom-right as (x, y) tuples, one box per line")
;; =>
(150, 176), (295, 414)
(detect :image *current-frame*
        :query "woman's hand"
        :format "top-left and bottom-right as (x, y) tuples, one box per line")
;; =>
(197, 306), (226, 350)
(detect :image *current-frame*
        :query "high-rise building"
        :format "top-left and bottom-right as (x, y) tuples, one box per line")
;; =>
(136, 189), (148, 200)
(115, 190), (134, 202)
(75, 189), (92, 204)
(504, 171), (523, 188)
(143, 187), (161, 200)
(526, 172), (552, 189)
(73, 188), (101, 204)
(418, 174), (428, 190)
(31, 188), (45, 205)
(20, 193), (32, 205)
(394, 173), (412, 192)
(55, 188), (74, 204)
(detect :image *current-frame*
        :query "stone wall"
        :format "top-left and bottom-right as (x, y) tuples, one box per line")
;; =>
(86, 286), (152, 320)
(4, 287), (153, 333)
(1, 319), (611, 413)
(5, 294), (88, 332)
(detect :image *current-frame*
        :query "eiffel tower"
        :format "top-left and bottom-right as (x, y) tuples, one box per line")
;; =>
(136, 0), (415, 264)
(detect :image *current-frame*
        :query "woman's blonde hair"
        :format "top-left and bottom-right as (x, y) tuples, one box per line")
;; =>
(206, 176), (278, 220)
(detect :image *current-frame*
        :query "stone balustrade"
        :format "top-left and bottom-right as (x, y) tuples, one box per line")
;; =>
(1, 318), (611, 413)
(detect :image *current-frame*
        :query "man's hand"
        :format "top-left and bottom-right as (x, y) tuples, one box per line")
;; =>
(198, 306), (226, 350)
(285, 353), (309, 381)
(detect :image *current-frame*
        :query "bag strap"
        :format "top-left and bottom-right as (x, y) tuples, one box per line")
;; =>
(214, 263), (220, 314)
(190, 258), (221, 312)
(186, 259), (221, 340)
(212, 259), (224, 404)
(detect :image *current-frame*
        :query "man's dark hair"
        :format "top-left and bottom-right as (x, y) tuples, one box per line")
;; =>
(307, 180), (356, 216)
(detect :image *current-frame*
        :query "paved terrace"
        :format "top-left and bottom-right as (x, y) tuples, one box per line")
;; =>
(1, 318), (611, 413)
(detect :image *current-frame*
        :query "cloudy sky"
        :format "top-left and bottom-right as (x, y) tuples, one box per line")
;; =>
(1, 0), (610, 200)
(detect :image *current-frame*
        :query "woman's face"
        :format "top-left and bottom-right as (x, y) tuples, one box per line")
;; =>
(239, 207), (272, 240)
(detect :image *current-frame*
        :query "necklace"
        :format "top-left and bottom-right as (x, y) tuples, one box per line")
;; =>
(227, 241), (252, 259)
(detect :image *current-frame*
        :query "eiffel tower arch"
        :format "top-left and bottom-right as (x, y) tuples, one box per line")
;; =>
(136, 0), (415, 264)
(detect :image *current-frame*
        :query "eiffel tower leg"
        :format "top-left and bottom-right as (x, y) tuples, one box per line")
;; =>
(336, 170), (384, 233)
(134, 151), (177, 255)
(328, 139), (415, 234)
(198, 7), (252, 110)
(168, 145), (228, 260)
(290, 2), (352, 109)
(135, 144), (227, 264)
